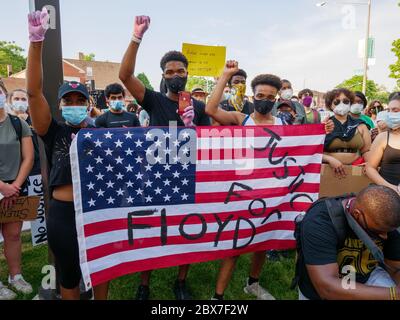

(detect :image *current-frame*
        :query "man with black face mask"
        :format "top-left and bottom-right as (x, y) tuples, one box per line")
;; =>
(119, 16), (210, 128)
(119, 15), (210, 301)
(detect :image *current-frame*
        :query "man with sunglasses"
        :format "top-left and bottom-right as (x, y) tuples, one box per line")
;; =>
(298, 185), (400, 300)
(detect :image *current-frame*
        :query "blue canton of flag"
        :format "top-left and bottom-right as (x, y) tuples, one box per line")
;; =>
(76, 128), (196, 213)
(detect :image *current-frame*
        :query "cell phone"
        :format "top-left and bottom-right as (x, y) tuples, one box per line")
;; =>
(178, 92), (191, 116)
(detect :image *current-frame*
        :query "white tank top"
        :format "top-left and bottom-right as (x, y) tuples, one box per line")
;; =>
(242, 115), (283, 126)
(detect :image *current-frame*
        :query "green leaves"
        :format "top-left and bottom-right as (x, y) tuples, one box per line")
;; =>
(389, 39), (400, 88)
(0, 41), (26, 77)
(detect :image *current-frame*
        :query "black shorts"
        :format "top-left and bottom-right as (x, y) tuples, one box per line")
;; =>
(47, 199), (82, 289)
(3, 180), (28, 197)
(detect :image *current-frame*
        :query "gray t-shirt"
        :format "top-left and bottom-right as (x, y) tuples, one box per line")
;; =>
(0, 115), (32, 181)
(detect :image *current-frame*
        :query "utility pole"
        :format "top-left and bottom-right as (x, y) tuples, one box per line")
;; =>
(362, 0), (372, 95)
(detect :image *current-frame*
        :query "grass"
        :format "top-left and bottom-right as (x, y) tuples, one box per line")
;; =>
(1, 232), (298, 300)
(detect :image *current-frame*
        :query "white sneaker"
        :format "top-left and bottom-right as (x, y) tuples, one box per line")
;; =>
(0, 281), (17, 300)
(244, 279), (276, 300)
(8, 274), (33, 295)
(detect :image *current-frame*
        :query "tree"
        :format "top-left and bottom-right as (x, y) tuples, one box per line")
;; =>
(186, 76), (215, 93)
(336, 75), (379, 100)
(137, 73), (154, 90)
(389, 39), (400, 88)
(0, 41), (26, 77)
(83, 53), (95, 61)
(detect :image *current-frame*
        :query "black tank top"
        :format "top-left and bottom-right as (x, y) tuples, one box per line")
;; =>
(380, 132), (400, 186)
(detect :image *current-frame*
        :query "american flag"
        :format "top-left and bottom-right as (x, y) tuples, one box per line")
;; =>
(70, 125), (325, 289)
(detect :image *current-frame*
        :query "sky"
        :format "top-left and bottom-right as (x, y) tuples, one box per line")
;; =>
(1, 0), (399, 94)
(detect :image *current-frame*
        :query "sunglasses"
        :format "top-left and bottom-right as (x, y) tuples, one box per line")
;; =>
(333, 98), (351, 106)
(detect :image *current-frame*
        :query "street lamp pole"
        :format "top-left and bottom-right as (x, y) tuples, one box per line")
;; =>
(362, 0), (372, 95)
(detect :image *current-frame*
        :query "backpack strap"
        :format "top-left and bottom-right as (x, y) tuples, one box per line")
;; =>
(312, 110), (320, 124)
(326, 198), (348, 247)
(9, 114), (22, 142)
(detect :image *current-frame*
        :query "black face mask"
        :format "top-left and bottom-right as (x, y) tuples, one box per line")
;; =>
(164, 76), (188, 94)
(254, 99), (275, 115)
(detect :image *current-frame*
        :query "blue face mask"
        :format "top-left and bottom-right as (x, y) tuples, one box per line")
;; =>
(110, 100), (125, 111)
(0, 94), (6, 108)
(386, 112), (400, 130)
(62, 106), (88, 126)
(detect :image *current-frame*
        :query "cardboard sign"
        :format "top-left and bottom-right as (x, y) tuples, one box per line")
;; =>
(319, 164), (372, 198)
(182, 43), (226, 77)
(0, 196), (40, 224)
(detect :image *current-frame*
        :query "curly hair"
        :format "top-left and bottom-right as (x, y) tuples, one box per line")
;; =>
(160, 51), (189, 71)
(325, 88), (355, 111)
(251, 74), (282, 93)
(298, 89), (314, 99)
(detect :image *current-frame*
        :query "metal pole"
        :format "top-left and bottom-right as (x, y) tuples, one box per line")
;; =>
(362, 0), (372, 95)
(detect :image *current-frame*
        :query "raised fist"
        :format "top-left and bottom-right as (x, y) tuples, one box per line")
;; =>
(134, 15), (151, 39)
(28, 7), (50, 42)
(223, 60), (239, 78)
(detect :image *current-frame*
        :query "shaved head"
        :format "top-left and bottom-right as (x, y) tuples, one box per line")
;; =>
(355, 185), (400, 231)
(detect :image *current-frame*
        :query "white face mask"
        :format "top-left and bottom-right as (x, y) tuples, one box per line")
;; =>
(281, 89), (293, 100)
(333, 103), (351, 116)
(12, 101), (29, 113)
(350, 104), (364, 115)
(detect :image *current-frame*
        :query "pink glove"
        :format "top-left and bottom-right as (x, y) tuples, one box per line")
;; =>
(134, 15), (151, 39)
(28, 7), (50, 42)
(181, 105), (195, 127)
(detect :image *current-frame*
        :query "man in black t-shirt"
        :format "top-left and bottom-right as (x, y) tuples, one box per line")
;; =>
(119, 15), (210, 301)
(299, 185), (400, 300)
(95, 83), (140, 128)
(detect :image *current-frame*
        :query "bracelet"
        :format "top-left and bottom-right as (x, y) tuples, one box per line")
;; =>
(131, 35), (142, 44)
(390, 287), (398, 300)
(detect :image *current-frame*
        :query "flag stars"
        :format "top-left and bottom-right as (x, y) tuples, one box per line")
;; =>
(126, 196), (134, 204)
(135, 172), (144, 180)
(181, 194), (189, 201)
(163, 132), (172, 139)
(115, 156), (124, 164)
(124, 132), (134, 139)
(136, 188), (144, 196)
(145, 131), (153, 140)
(172, 186), (180, 194)
(116, 188), (124, 196)
(164, 164), (171, 171)
(106, 197), (115, 205)
(96, 189), (105, 197)
(154, 187), (162, 195)
(83, 132), (93, 139)
(164, 194), (171, 202)
(95, 156), (104, 164)
(135, 139), (144, 148)
(135, 156), (144, 164)
(125, 148), (134, 156)
(126, 181), (134, 188)
(114, 139), (123, 148)
(86, 165), (94, 173)
(88, 199), (96, 207)
(116, 173), (124, 180)
(181, 147), (190, 155)
(172, 171), (181, 179)
(104, 131), (113, 139)
(182, 163), (190, 171)
(105, 148), (113, 156)
(154, 172), (162, 179)
(182, 178), (189, 186)
(96, 173), (105, 181)
(125, 164), (134, 172)
(173, 140), (180, 147)
(105, 164), (114, 172)
(94, 139), (103, 148)
(87, 182), (95, 190)
(181, 131), (191, 140)
(155, 140), (163, 147)
(163, 179), (171, 187)
(144, 180), (153, 188)
(145, 195), (153, 203)
(106, 181), (115, 189)
(145, 164), (152, 172)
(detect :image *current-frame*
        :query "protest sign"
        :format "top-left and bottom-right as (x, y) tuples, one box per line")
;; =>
(0, 196), (40, 224)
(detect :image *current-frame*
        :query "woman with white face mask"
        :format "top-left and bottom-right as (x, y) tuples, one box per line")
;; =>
(8, 90), (29, 121)
(322, 88), (371, 178)
(366, 95), (400, 194)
